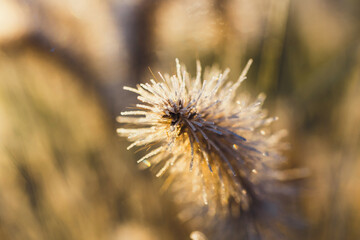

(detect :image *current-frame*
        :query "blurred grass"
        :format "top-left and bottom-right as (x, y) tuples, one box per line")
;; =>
(0, 0), (359, 239)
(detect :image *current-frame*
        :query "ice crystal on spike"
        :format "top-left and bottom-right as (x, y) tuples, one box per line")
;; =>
(117, 59), (290, 217)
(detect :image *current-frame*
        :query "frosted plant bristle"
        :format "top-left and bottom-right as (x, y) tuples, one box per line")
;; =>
(117, 58), (293, 226)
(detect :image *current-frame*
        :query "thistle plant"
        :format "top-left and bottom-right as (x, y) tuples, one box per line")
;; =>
(117, 59), (292, 226)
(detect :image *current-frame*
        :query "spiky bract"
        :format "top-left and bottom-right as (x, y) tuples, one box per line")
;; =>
(117, 59), (288, 216)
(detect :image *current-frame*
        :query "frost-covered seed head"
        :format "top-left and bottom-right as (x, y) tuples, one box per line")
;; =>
(117, 59), (288, 216)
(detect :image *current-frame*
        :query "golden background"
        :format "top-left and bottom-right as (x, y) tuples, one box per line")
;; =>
(0, 0), (359, 239)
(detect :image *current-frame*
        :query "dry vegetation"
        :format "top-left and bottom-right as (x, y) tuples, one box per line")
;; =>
(0, 0), (359, 239)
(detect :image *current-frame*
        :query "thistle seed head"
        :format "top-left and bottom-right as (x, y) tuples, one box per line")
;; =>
(117, 59), (289, 216)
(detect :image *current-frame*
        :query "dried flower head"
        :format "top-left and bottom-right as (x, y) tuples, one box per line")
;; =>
(117, 59), (289, 217)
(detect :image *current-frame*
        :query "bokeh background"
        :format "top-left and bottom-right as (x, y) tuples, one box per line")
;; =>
(0, 0), (359, 239)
